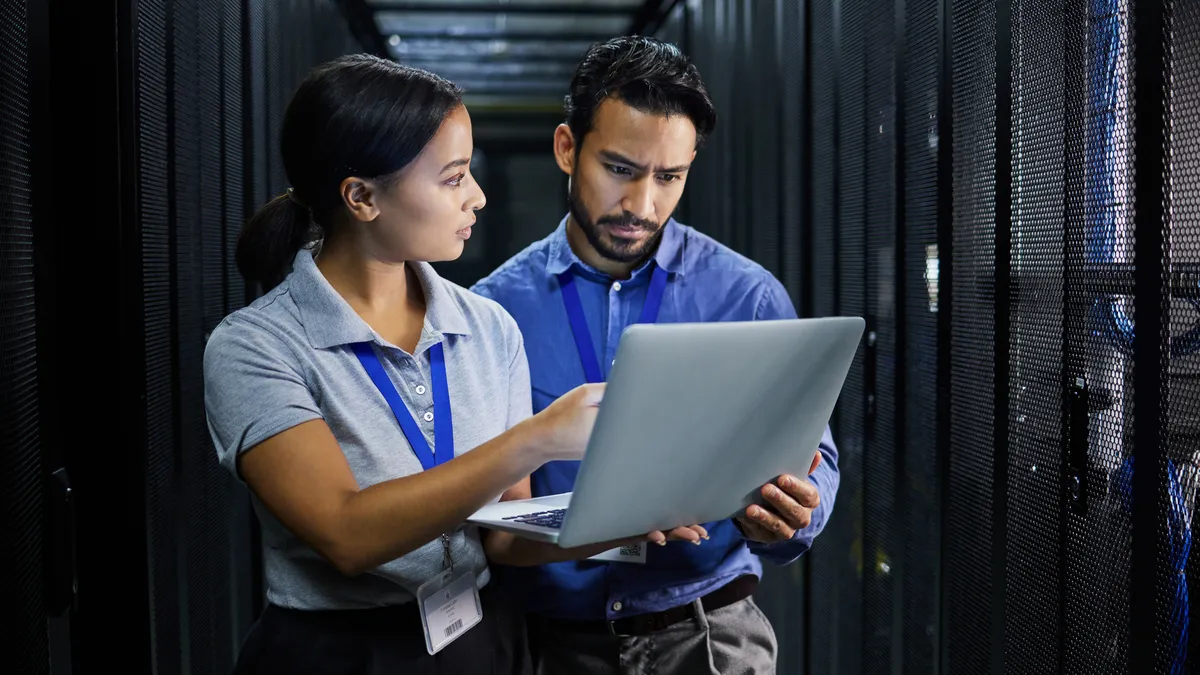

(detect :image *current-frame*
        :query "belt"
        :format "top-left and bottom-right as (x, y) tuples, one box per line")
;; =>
(541, 574), (759, 637)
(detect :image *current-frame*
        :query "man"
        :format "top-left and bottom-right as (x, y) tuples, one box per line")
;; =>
(471, 36), (839, 675)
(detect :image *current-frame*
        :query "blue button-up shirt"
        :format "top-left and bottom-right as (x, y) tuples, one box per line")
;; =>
(471, 216), (839, 621)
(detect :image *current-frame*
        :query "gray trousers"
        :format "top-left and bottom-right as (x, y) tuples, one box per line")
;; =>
(530, 597), (778, 675)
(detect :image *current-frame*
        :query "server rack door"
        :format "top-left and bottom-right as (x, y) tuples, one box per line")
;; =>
(2, 0), (51, 671)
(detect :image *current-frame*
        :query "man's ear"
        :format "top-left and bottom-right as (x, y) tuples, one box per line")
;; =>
(553, 123), (578, 176)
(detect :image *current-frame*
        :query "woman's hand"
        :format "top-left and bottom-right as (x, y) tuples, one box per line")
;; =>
(521, 383), (607, 462)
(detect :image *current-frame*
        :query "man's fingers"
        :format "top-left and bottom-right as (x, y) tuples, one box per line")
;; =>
(745, 504), (796, 540)
(665, 526), (703, 544)
(646, 530), (668, 546)
(761, 485), (810, 530)
(809, 452), (822, 474)
(776, 474), (820, 509)
(735, 513), (776, 542)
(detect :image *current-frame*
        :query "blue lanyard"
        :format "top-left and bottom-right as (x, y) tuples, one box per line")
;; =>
(351, 341), (453, 471)
(556, 264), (669, 383)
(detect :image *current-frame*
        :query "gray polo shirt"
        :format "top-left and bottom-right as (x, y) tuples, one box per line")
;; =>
(203, 247), (532, 610)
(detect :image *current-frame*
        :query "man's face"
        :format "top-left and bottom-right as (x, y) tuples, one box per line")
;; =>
(555, 97), (698, 265)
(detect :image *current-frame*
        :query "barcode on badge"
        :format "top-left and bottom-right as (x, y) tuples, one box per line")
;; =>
(619, 545), (642, 556)
(444, 619), (464, 638)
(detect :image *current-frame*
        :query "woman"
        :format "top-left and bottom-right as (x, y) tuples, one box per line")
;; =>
(203, 55), (696, 674)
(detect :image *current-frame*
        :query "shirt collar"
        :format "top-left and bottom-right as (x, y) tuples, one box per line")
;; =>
(545, 214), (686, 280)
(288, 247), (471, 351)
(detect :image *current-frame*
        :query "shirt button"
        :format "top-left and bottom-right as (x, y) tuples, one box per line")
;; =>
(612, 601), (623, 612)
(612, 281), (622, 292)
(415, 385), (427, 395)
(423, 412), (434, 422)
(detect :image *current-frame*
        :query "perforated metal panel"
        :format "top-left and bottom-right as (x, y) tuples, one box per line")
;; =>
(177, 1), (239, 671)
(746, 0), (781, 277)
(0, 0), (47, 671)
(835, 0), (870, 671)
(135, 2), (184, 671)
(759, 1), (811, 672)
(810, 0), (836, 320)
(223, 0), (245, 309)
(947, 0), (998, 672)
(679, 0), (735, 246)
(1007, 0), (1067, 670)
(777, 0), (805, 306)
(752, 2), (809, 671)
(247, 0), (269, 216)
(666, 0), (1193, 671)
(863, 1), (898, 670)
(127, 2), (365, 671)
(806, 0), (863, 671)
(902, 0), (942, 671)
(1063, 0), (1138, 671)
(1171, 3), (1200, 672)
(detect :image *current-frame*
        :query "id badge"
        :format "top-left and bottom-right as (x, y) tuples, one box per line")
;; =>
(588, 542), (647, 564)
(416, 568), (483, 655)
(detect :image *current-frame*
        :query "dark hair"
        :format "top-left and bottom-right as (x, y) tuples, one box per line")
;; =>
(237, 54), (463, 291)
(564, 36), (716, 152)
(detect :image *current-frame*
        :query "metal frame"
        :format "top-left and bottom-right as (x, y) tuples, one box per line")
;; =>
(384, 30), (610, 41)
(1130, 0), (1168, 669)
(34, 0), (157, 671)
(935, 0), (955, 669)
(359, 0), (679, 108)
(370, 2), (637, 15)
(891, 0), (909, 670)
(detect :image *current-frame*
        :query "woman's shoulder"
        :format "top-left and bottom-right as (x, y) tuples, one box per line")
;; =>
(204, 286), (309, 369)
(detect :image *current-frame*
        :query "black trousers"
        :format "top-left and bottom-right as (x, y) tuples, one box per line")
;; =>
(232, 585), (533, 675)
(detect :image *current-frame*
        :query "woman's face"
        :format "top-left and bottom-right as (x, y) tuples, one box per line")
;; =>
(345, 104), (486, 263)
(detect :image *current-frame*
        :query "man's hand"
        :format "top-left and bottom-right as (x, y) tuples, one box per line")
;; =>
(735, 452), (822, 544)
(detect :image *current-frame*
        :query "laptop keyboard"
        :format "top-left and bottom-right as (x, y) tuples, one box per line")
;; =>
(502, 509), (567, 529)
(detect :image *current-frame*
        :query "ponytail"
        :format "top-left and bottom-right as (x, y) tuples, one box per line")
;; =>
(236, 192), (314, 293)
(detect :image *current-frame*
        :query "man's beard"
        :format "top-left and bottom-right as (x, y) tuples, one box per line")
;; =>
(568, 177), (665, 265)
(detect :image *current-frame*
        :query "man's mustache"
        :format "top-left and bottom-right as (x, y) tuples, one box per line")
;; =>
(597, 214), (657, 231)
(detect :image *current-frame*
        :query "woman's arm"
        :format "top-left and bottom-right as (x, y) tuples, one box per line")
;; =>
(237, 381), (605, 577)
(239, 415), (540, 576)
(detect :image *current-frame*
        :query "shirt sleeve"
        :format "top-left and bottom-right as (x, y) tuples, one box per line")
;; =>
(744, 276), (842, 565)
(203, 315), (325, 480)
(504, 317), (534, 430)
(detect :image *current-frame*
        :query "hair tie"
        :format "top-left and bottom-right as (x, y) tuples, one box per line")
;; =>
(286, 187), (305, 208)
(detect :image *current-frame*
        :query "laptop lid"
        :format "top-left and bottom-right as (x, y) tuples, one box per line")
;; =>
(555, 316), (864, 549)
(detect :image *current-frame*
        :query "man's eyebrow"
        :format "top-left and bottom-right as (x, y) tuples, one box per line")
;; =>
(599, 150), (690, 174)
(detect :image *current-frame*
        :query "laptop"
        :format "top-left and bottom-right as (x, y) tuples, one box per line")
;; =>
(467, 316), (865, 549)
